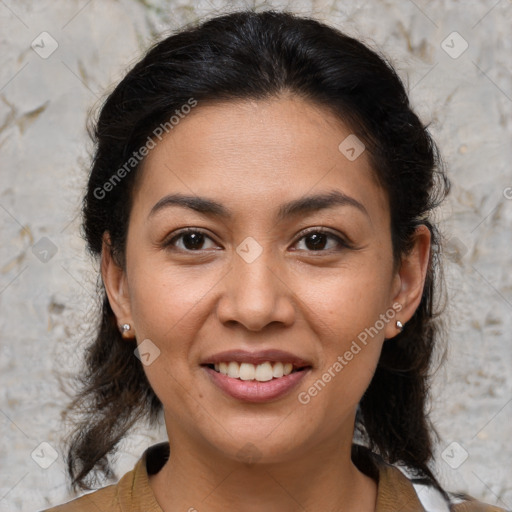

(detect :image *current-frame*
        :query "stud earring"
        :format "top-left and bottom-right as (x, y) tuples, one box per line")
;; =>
(396, 320), (404, 332)
(120, 323), (131, 335)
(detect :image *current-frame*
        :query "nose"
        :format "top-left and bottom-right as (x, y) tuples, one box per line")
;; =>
(216, 246), (296, 332)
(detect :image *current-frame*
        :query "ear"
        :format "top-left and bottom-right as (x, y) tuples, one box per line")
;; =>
(101, 232), (133, 335)
(384, 224), (431, 339)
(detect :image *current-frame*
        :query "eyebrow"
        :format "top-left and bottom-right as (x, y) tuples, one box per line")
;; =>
(148, 190), (369, 222)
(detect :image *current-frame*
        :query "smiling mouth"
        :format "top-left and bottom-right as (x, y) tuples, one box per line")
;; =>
(202, 361), (311, 382)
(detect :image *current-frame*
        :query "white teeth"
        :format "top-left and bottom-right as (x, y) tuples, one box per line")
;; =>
(255, 362), (273, 382)
(272, 362), (284, 378)
(212, 361), (298, 381)
(239, 362), (255, 380)
(227, 361), (240, 378)
(219, 361), (242, 378)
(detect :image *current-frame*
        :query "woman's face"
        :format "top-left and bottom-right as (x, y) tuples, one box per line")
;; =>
(103, 94), (428, 464)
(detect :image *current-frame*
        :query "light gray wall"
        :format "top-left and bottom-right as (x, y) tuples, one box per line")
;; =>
(0, 1), (510, 510)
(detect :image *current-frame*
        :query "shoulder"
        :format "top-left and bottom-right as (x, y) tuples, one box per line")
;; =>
(351, 444), (509, 512)
(407, 475), (509, 512)
(39, 454), (138, 511)
(39, 442), (169, 512)
(406, 475), (509, 512)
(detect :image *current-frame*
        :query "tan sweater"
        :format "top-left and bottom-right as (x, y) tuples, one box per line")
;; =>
(41, 443), (507, 512)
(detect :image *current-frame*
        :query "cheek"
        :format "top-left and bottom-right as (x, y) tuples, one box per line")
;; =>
(295, 273), (388, 429)
(295, 261), (392, 389)
(128, 263), (218, 339)
(297, 260), (394, 339)
(126, 265), (211, 406)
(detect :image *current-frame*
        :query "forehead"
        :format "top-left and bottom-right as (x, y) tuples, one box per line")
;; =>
(132, 95), (389, 224)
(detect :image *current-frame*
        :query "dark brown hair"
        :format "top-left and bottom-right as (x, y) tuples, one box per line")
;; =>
(64, 8), (450, 496)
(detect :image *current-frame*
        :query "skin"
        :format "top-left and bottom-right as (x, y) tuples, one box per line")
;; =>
(102, 93), (431, 512)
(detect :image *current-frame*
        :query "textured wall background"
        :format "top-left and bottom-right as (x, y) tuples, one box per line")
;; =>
(0, 0), (511, 510)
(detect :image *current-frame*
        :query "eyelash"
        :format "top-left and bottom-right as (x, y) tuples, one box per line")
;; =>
(162, 227), (352, 253)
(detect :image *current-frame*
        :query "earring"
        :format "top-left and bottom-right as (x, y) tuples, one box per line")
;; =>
(120, 323), (131, 336)
(396, 320), (404, 332)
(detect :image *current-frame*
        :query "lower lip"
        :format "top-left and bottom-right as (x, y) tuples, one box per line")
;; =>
(202, 366), (311, 403)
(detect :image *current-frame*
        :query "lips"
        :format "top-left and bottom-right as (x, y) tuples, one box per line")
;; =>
(200, 348), (313, 370)
(202, 364), (312, 402)
(200, 349), (313, 402)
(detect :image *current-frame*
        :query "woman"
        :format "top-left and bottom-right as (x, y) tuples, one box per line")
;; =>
(42, 9), (507, 512)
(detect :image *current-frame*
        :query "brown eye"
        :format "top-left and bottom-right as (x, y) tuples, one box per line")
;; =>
(164, 229), (218, 251)
(294, 229), (349, 252)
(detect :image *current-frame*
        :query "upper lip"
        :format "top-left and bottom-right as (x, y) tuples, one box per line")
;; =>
(201, 349), (312, 369)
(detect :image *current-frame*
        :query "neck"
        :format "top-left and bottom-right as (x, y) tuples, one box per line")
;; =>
(149, 435), (377, 512)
